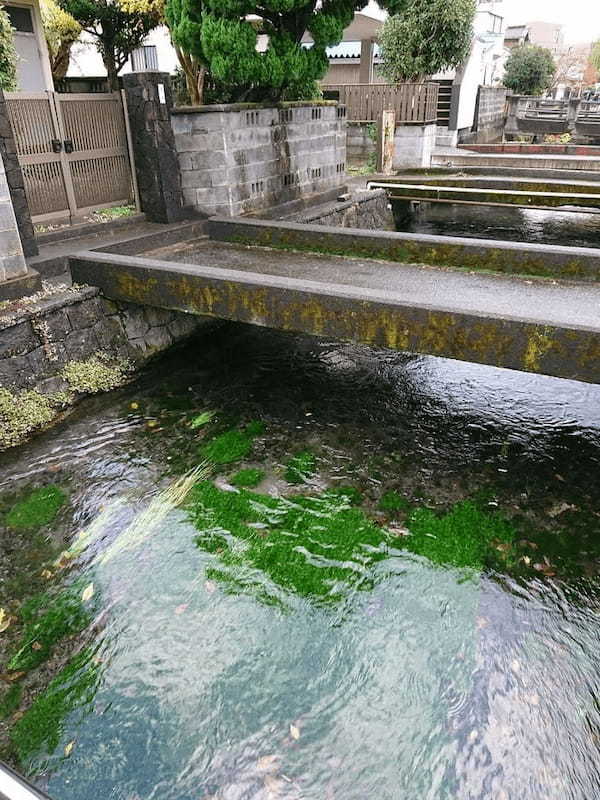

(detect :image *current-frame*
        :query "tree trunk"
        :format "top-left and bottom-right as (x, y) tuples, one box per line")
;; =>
(175, 46), (204, 105)
(102, 43), (120, 91)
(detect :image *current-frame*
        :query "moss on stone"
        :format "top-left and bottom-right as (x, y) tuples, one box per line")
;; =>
(285, 450), (317, 484)
(0, 685), (22, 720)
(10, 649), (100, 764)
(6, 486), (66, 530)
(0, 389), (58, 450)
(378, 490), (410, 513)
(8, 588), (91, 672)
(62, 354), (130, 394)
(231, 468), (265, 488)
(202, 421), (264, 465)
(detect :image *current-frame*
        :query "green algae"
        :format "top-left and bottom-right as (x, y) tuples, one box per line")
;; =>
(0, 685), (22, 720)
(202, 421), (265, 465)
(10, 649), (100, 764)
(189, 481), (393, 606)
(6, 486), (66, 530)
(378, 490), (410, 514)
(231, 468), (265, 488)
(285, 450), (317, 484)
(8, 589), (91, 672)
(405, 501), (516, 570)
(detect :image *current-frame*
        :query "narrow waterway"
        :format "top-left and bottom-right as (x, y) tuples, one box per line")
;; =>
(1, 323), (600, 800)
(394, 200), (600, 248)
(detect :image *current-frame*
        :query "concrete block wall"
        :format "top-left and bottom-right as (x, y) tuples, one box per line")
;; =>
(460, 87), (508, 145)
(0, 151), (27, 283)
(347, 122), (376, 160)
(172, 103), (347, 216)
(393, 124), (437, 170)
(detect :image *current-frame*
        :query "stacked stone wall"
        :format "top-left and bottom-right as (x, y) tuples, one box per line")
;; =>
(172, 103), (347, 217)
(290, 189), (392, 230)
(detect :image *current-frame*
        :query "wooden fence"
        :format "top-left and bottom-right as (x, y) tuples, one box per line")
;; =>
(4, 91), (137, 224)
(321, 83), (439, 124)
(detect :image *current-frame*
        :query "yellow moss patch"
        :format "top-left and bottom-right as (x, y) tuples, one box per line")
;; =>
(62, 354), (131, 394)
(0, 389), (68, 450)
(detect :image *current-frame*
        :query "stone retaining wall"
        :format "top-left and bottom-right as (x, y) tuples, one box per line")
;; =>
(290, 189), (392, 230)
(0, 284), (212, 447)
(172, 102), (347, 217)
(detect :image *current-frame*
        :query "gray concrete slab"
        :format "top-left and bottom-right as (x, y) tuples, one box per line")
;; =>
(69, 242), (600, 384)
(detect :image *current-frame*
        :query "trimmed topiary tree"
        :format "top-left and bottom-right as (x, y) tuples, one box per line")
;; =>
(0, 6), (18, 91)
(166, 0), (364, 102)
(379, 0), (476, 82)
(503, 44), (556, 96)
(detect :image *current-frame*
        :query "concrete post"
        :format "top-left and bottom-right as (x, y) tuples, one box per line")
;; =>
(359, 39), (374, 84)
(0, 149), (27, 283)
(122, 72), (185, 223)
(0, 91), (38, 257)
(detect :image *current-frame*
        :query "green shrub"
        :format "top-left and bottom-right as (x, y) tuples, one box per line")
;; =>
(0, 7), (17, 91)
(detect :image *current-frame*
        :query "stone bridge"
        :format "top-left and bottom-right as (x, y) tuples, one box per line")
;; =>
(68, 217), (600, 385)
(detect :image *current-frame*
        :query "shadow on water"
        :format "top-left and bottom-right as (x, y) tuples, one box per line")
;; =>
(393, 199), (600, 249)
(1, 324), (600, 799)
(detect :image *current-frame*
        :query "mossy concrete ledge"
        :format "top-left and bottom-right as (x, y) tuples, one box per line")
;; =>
(0, 284), (212, 448)
(69, 249), (600, 385)
(207, 216), (600, 282)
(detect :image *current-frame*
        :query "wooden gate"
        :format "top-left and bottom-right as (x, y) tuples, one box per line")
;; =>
(4, 91), (137, 224)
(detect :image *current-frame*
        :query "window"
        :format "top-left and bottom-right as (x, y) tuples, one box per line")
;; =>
(131, 45), (159, 72)
(5, 5), (34, 33)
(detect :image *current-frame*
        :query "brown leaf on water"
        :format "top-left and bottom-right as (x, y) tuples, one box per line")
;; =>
(257, 754), (280, 772)
(64, 740), (75, 757)
(40, 569), (54, 580)
(290, 724), (300, 741)
(0, 608), (11, 633)
(31, 642), (42, 651)
(204, 580), (217, 594)
(548, 502), (576, 518)
(6, 671), (26, 682)
(476, 616), (489, 630)
(81, 583), (94, 603)
(174, 603), (188, 615)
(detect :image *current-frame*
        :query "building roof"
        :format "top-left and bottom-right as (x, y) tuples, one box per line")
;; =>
(504, 25), (529, 40)
(325, 41), (382, 59)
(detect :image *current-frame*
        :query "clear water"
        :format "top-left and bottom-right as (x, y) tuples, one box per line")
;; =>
(394, 200), (600, 249)
(2, 324), (600, 800)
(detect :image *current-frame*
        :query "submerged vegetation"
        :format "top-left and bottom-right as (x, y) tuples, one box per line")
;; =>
(6, 486), (66, 530)
(201, 421), (265, 465)
(62, 354), (130, 394)
(0, 389), (69, 450)
(285, 450), (317, 484)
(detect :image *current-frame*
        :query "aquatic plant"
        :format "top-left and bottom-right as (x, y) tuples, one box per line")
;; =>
(6, 486), (66, 530)
(202, 421), (265, 465)
(285, 450), (317, 484)
(378, 490), (410, 514)
(189, 482), (393, 606)
(8, 588), (92, 672)
(62, 354), (130, 394)
(0, 685), (22, 720)
(10, 649), (100, 763)
(231, 468), (265, 488)
(405, 501), (516, 570)
(190, 410), (216, 429)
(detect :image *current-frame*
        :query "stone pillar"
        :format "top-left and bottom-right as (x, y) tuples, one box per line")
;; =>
(0, 149), (27, 283)
(393, 123), (437, 170)
(122, 72), (185, 223)
(0, 91), (38, 257)
(359, 39), (374, 85)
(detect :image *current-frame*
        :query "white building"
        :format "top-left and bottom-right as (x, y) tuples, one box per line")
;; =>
(5, 0), (53, 91)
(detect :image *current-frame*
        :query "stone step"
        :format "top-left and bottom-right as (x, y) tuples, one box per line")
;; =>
(431, 151), (600, 172)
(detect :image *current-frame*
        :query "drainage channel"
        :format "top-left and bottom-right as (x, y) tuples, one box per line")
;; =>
(0, 762), (53, 800)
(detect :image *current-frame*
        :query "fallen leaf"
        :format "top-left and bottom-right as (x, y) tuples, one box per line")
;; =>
(31, 642), (43, 651)
(47, 463), (62, 474)
(190, 411), (216, 430)
(204, 580), (217, 594)
(40, 569), (54, 580)
(521, 556), (532, 566)
(257, 754), (280, 772)
(174, 603), (188, 615)
(130, 402), (139, 410)
(146, 419), (159, 428)
(6, 671), (26, 682)
(64, 740), (75, 757)
(81, 583), (94, 603)
(476, 616), (489, 630)
(0, 608), (11, 633)
(548, 502), (576, 518)
(290, 724), (300, 740)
